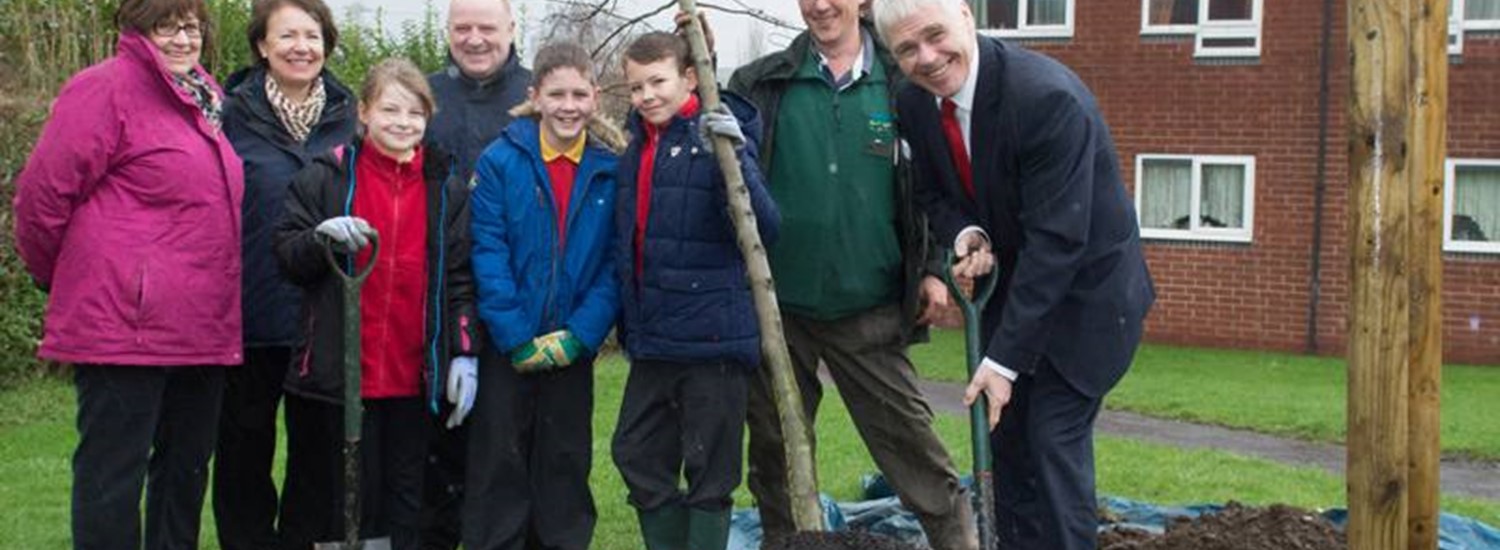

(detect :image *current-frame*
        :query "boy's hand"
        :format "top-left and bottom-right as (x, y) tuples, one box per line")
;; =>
(510, 340), (556, 373)
(535, 330), (586, 367)
(699, 105), (745, 151)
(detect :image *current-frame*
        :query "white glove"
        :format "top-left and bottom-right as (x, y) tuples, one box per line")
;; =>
(445, 356), (478, 428)
(316, 216), (375, 254)
(698, 105), (745, 151)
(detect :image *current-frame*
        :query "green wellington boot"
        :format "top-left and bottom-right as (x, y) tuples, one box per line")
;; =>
(686, 507), (732, 550)
(638, 504), (688, 550)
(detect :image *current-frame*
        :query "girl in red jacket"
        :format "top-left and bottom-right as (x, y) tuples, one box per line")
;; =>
(273, 58), (479, 550)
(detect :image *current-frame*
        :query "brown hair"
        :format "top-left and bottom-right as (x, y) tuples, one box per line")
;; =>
(531, 42), (595, 87)
(247, 0), (339, 66)
(115, 0), (213, 49)
(360, 58), (438, 118)
(622, 32), (691, 74)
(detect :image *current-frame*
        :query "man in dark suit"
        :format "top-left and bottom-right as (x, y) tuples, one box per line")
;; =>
(873, 0), (1156, 548)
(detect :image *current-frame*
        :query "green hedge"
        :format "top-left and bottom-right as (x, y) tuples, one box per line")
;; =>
(0, 0), (448, 386)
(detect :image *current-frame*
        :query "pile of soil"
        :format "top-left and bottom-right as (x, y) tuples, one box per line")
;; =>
(1099, 502), (1346, 550)
(761, 530), (923, 550)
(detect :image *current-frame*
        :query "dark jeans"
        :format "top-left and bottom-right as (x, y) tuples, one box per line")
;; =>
(280, 395), (431, 550)
(746, 304), (973, 549)
(462, 349), (595, 550)
(72, 364), (225, 550)
(993, 359), (1104, 550)
(213, 346), (290, 550)
(612, 360), (748, 514)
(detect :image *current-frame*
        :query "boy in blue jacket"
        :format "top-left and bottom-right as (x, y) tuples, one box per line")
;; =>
(464, 42), (626, 550)
(610, 31), (781, 550)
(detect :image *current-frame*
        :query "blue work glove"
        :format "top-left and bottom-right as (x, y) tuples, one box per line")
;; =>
(316, 216), (376, 253)
(698, 104), (745, 151)
(445, 356), (477, 428)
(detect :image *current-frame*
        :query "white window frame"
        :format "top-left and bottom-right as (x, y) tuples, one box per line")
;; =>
(1135, 154), (1257, 243)
(1139, 0), (1264, 58)
(1140, 0), (1199, 35)
(980, 0), (1076, 39)
(1452, 0), (1500, 55)
(1443, 158), (1500, 254)
(1463, 0), (1500, 30)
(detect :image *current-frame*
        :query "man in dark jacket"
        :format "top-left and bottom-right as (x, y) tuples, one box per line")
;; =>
(426, 0), (532, 172)
(727, 3), (975, 547)
(421, 1), (532, 546)
(877, 0), (1155, 548)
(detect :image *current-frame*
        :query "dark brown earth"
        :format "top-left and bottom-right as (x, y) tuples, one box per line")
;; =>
(1098, 502), (1347, 550)
(760, 530), (923, 550)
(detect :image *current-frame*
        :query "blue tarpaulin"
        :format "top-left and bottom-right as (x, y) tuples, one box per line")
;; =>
(727, 476), (1500, 549)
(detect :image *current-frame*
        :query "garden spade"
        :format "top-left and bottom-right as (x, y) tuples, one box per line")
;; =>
(313, 235), (391, 550)
(940, 250), (1000, 550)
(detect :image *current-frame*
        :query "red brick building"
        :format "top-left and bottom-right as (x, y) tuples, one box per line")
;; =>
(972, 0), (1500, 363)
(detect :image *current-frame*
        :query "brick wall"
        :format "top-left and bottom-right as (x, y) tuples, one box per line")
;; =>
(998, 0), (1499, 364)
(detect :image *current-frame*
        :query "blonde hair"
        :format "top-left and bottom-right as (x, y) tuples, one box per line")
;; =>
(360, 58), (438, 117)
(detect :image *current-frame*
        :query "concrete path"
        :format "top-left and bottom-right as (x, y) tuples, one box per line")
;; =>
(910, 377), (1500, 502)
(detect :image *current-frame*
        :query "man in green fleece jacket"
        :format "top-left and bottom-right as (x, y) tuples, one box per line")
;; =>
(727, 1), (977, 547)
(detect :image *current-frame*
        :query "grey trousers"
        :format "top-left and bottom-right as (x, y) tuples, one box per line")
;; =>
(745, 304), (977, 550)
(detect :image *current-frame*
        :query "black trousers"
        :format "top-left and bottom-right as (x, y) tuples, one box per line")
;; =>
(72, 364), (225, 550)
(991, 358), (1104, 550)
(462, 349), (595, 550)
(418, 411), (465, 550)
(212, 346), (290, 550)
(611, 360), (748, 514)
(280, 395), (431, 550)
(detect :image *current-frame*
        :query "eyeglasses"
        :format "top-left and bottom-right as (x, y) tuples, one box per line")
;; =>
(152, 20), (204, 39)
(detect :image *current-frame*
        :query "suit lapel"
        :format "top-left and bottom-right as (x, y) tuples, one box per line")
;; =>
(971, 37), (1005, 227)
(911, 92), (975, 217)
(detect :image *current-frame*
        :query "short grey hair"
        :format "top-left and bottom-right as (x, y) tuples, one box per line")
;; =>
(872, 0), (967, 43)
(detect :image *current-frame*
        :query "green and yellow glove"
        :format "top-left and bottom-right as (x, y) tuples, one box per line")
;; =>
(535, 330), (586, 367)
(510, 339), (556, 373)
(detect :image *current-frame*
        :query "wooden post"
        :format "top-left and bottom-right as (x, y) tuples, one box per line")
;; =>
(1348, 0), (1446, 548)
(1407, 1), (1447, 548)
(675, 0), (826, 532)
(1347, 1), (1411, 548)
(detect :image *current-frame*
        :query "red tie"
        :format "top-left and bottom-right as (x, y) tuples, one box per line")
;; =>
(940, 98), (975, 199)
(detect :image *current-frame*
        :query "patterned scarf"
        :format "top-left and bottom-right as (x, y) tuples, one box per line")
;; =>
(174, 68), (223, 129)
(266, 75), (327, 143)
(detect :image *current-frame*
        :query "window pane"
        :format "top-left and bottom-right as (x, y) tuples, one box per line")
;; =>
(1469, 0), (1500, 20)
(1028, 0), (1066, 25)
(1141, 159), (1193, 229)
(1453, 165), (1500, 242)
(1201, 164), (1246, 228)
(1206, 0), (1254, 21)
(988, 0), (1020, 29)
(1147, 0), (1199, 25)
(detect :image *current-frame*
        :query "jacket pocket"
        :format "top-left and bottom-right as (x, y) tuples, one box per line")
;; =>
(646, 268), (749, 343)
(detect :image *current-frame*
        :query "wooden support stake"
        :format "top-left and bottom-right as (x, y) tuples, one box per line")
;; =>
(1407, 1), (1447, 548)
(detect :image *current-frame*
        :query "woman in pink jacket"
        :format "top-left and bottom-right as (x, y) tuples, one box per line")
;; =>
(11, 0), (244, 547)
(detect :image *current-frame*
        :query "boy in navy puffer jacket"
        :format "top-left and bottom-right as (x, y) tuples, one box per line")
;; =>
(610, 31), (780, 550)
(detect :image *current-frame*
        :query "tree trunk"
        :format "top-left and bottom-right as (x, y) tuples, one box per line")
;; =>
(675, 0), (825, 532)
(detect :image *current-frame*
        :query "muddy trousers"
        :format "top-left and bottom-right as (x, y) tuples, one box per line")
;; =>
(212, 346), (289, 550)
(746, 305), (975, 550)
(992, 358), (1104, 550)
(72, 364), (225, 550)
(462, 351), (596, 550)
(279, 395), (431, 550)
(612, 360), (747, 517)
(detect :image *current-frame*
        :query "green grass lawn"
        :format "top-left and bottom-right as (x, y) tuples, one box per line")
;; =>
(2, 355), (1498, 548)
(912, 329), (1500, 460)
